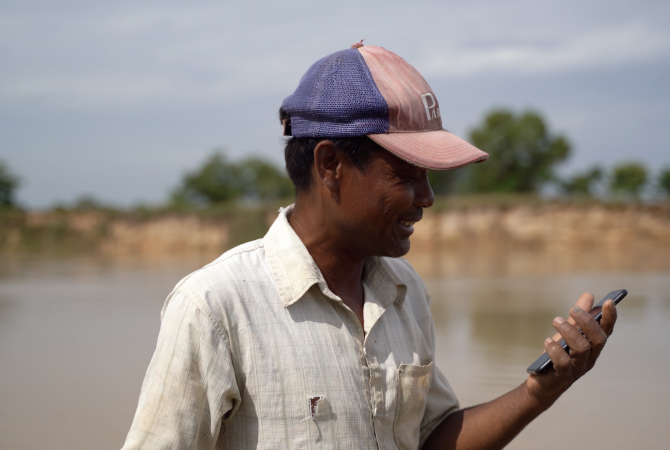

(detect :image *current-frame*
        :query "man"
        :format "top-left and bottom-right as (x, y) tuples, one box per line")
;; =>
(122, 44), (617, 449)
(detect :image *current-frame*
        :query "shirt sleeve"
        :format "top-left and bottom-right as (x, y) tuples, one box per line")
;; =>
(418, 292), (460, 448)
(121, 289), (241, 450)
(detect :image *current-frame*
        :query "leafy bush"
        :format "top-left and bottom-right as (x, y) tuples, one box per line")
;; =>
(559, 166), (603, 196)
(658, 167), (670, 197)
(0, 160), (20, 207)
(171, 151), (293, 207)
(464, 110), (571, 193)
(610, 162), (648, 198)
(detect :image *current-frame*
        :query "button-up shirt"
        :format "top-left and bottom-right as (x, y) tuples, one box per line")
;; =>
(122, 205), (459, 450)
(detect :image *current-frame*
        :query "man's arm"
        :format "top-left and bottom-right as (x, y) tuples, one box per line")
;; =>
(423, 292), (618, 450)
(122, 290), (240, 450)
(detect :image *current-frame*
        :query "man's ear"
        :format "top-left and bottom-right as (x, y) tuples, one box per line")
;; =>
(313, 140), (343, 194)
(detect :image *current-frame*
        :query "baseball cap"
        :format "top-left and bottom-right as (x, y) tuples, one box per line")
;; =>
(281, 43), (488, 171)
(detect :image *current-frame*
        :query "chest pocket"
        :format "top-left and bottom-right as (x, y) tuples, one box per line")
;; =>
(393, 361), (433, 450)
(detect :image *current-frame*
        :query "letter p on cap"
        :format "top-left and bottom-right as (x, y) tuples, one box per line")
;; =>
(421, 93), (436, 121)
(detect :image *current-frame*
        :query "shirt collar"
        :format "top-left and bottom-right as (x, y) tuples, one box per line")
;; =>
(263, 204), (407, 309)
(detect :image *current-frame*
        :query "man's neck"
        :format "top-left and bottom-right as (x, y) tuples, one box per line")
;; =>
(288, 198), (366, 327)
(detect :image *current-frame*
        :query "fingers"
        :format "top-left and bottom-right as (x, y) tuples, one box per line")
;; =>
(550, 292), (604, 344)
(569, 292), (595, 323)
(569, 305), (608, 361)
(575, 292), (595, 313)
(563, 292), (595, 330)
(599, 299), (617, 336)
(552, 316), (590, 368)
(538, 293), (615, 389)
(544, 337), (572, 376)
(549, 293), (594, 341)
(543, 292), (617, 365)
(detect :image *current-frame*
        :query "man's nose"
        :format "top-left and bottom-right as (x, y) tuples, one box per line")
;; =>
(415, 170), (435, 208)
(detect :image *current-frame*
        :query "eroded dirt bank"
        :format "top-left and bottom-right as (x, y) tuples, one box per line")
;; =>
(412, 204), (670, 250)
(2, 202), (669, 254)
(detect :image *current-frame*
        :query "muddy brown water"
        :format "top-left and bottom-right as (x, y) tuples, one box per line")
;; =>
(0, 246), (668, 449)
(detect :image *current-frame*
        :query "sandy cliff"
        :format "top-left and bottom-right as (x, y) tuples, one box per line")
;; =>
(2, 203), (669, 254)
(411, 204), (670, 250)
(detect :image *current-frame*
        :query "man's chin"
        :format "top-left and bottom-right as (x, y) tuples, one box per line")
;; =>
(381, 238), (411, 258)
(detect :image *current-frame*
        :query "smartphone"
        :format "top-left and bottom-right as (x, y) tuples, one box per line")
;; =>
(526, 289), (627, 375)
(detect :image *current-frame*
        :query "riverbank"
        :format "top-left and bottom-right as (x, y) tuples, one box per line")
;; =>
(413, 198), (670, 251)
(1, 197), (669, 254)
(0, 204), (277, 255)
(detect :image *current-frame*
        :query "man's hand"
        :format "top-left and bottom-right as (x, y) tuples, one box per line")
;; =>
(425, 292), (619, 450)
(525, 292), (618, 404)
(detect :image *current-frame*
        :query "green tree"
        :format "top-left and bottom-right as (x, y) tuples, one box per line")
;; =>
(0, 160), (20, 207)
(610, 162), (647, 198)
(235, 158), (294, 200)
(465, 110), (571, 193)
(560, 166), (603, 196)
(658, 167), (670, 197)
(172, 152), (243, 206)
(171, 151), (293, 207)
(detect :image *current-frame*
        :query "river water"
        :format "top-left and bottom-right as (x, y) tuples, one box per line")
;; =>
(0, 246), (669, 449)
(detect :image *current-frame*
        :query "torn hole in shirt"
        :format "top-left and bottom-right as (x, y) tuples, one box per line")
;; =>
(301, 396), (337, 423)
(310, 396), (324, 417)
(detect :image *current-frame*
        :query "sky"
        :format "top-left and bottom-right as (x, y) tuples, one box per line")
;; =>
(2, 0), (669, 208)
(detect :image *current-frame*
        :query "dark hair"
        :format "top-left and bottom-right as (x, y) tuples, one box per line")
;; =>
(279, 107), (378, 193)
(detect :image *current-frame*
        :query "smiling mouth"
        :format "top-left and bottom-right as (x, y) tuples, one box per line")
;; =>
(398, 220), (416, 227)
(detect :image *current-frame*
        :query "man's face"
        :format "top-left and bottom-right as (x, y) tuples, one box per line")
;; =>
(338, 147), (435, 258)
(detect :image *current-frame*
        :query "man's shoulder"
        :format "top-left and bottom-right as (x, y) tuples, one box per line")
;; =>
(173, 238), (271, 299)
(161, 238), (284, 331)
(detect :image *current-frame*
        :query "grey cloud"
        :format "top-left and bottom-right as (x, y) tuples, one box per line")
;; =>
(1, 0), (669, 206)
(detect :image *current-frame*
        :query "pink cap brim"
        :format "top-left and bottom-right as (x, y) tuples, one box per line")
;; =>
(367, 129), (489, 171)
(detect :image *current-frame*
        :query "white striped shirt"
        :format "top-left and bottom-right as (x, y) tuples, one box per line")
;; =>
(122, 205), (459, 450)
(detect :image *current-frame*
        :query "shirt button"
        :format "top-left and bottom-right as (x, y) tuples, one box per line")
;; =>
(373, 407), (378, 417)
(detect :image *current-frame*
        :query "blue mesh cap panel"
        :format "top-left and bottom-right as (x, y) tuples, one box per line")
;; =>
(281, 48), (389, 137)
